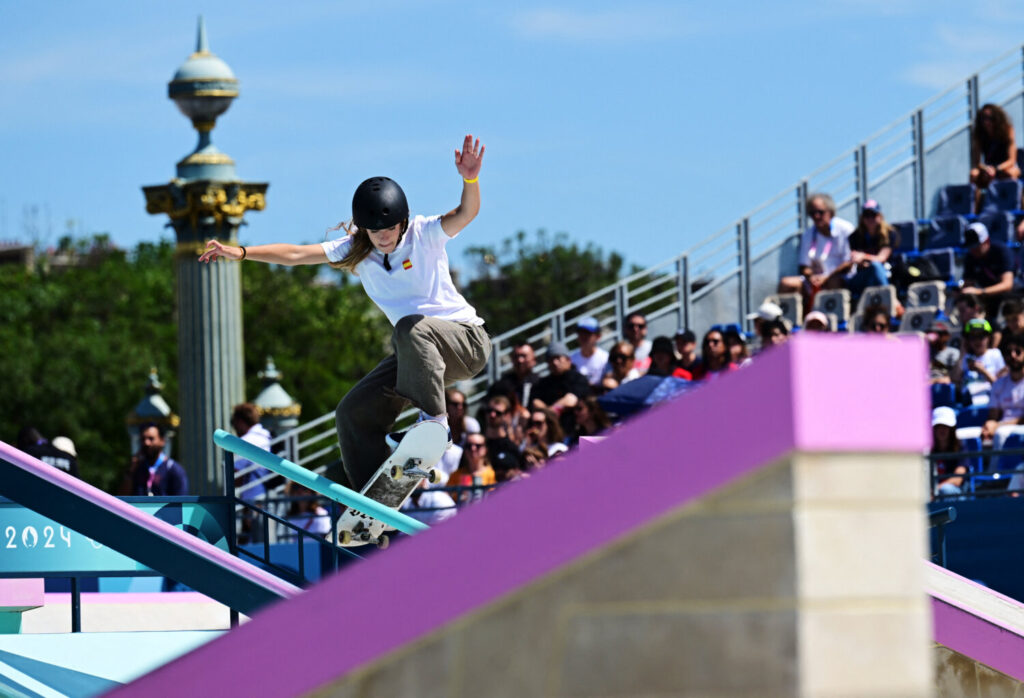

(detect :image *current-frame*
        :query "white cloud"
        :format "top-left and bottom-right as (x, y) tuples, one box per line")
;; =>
(509, 6), (699, 42)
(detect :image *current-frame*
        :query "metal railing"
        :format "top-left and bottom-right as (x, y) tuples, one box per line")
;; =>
(253, 45), (1024, 492)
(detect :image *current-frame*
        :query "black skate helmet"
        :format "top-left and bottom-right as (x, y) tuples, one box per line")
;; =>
(351, 177), (409, 231)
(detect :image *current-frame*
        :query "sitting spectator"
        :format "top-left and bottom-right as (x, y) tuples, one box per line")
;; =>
(521, 445), (549, 475)
(844, 200), (892, 297)
(596, 375), (620, 395)
(778, 192), (854, 314)
(446, 433), (496, 502)
(954, 293), (985, 326)
(997, 299), (1024, 349)
(571, 316), (610, 385)
(971, 103), (1020, 210)
(673, 329), (702, 375)
(446, 388), (480, 447)
(523, 407), (569, 458)
(485, 381), (529, 438)
(284, 483), (331, 540)
(757, 318), (790, 351)
(622, 312), (653, 374)
(483, 395), (523, 478)
(402, 480), (458, 525)
(802, 310), (831, 332)
(928, 315), (960, 384)
(961, 221), (1016, 319)
(648, 336), (692, 379)
(533, 341), (591, 415)
(861, 306), (891, 334)
(692, 328), (738, 380)
(17, 427), (79, 478)
(567, 396), (612, 447)
(605, 341), (641, 384)
(982, 331), (1024, 450)
(746, 300), (784, 343)
(494, 343), (540, 412)
(952, 318), (1007, 404)
(721, 326), (753, 367)
(930, 406), (969, 498)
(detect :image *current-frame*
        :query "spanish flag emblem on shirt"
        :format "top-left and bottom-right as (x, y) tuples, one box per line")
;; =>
(402, 259), (413, 270)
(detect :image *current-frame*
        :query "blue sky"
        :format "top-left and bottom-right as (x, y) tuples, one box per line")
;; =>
(2, 1), (1023, 277)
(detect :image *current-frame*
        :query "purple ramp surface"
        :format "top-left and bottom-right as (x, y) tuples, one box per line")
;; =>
(116, 334), (930, 697)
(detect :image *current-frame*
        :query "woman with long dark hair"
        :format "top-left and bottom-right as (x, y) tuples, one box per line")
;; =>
(971, 103), (1020, 194)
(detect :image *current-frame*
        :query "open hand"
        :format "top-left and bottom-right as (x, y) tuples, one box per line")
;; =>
(455, 134), (485, 181)
(199, 239), (243, 263)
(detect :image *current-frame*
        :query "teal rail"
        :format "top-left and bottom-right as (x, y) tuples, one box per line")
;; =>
(213, 429), (428, 536)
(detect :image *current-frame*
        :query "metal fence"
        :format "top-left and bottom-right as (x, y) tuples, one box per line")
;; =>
(250, 45), (1024, 491)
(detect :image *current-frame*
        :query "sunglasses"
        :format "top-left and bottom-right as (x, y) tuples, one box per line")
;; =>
(808, 208), (828, 217)
(707, 338), (723, 345)
(870, 322), (888, 331)
(610, 353), (633, 361)
(488, 407), (507, 415)
(529, 419), (546, 428)
(467, 442), (485, 450)
(626, 322), (646, 329)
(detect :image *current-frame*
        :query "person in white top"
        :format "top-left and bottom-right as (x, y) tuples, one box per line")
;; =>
(200, 135), (491, 493)
(570, 316), (610, 385)
(777, 192), (854, 316)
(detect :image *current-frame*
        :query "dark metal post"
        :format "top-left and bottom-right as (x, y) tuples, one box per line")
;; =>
(70, 577), (81, 632)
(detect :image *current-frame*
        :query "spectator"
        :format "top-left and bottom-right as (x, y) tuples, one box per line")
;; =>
(605, 341), (641, 384)
(998, 300), (1024, 347)
(928, 315), (960, 385)
(230, 403), (272, 503)
(16, 427), (79, 478)
(522, 407), (569, 459)
(570, 316), (610, 385)
(844, 200), (893, 297)
(484, 380), (529, 439)
(494, 343), (540, 412)
(446, 433), (496, 502)
(673, 329), (702, 375)
(861, 306), (891, 335)
(778, 192), (854, 314)
(746, 300), (784, 341)
(596, 375), (620, 396)
(533, 341), (591, 413)
(692, 328), (737, 380)
(284, 483), (331, 540)
(622, 312), (653, 374)
(952, 318), (1007, 405)
(757, 318), (790, 351)
(955, 293), (985, 326)
(982, 331), (1024, 450)
(649, 336), (692, 379)
(961, 221), (1016, 319)
(521, 445), (549, 475)
(931, 406), (969, 498)
(803, 310), (831, 332)
(721, 326), (752, 367)
(483, 395), (523, 478)
(970, 103), (1020, 206)
(446, 388), (480, 447)
(568, 396), (612, 447)
(123, 422), (188, 496)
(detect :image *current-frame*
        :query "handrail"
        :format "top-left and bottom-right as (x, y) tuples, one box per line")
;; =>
(214, 429), (428, 535)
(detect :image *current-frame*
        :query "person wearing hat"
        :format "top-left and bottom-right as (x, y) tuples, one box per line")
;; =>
(802, 311), (831, 332)
(843, 199), (893, 296)
(927, 314), (960, 384)
(199, 136), (489, 496)
(961, 221), (1016, 319)
(533, 341), (592, 419)
(570, 316), (610, 386)
(16, 427), (79, 478)
(777, 192), (854, 312)
(952, 317), (1007, 404)
(929, 406), (968, 498)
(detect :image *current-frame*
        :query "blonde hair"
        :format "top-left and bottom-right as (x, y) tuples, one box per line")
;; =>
(325, 218), (409, 273)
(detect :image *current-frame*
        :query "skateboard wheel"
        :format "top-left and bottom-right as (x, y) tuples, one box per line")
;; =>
(427, 468), (441, 484)
(376, 535), (390, 550)
(338, 530), (352, 545)
(390, 465), (404, 479)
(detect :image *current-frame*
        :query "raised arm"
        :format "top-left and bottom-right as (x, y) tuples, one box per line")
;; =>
(198, 240), (328, 266)
(441, 134), (485, 238)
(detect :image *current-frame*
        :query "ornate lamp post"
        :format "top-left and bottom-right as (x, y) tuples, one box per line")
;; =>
(142, 18), (267, 493)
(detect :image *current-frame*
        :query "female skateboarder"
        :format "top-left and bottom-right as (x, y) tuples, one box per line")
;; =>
(199, 135), (490, 492)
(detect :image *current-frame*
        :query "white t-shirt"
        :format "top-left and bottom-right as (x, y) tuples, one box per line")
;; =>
(990, 373), (1024, 421)
(798, 218), (854, 276)
(321, 215), (483, 327)
(236, 423), (272, 501)
(571, 347), (610, 385)
(962, 347), (1006, 404)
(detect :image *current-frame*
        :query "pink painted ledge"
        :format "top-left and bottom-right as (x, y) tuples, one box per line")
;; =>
(0, 579), (44, 610)
(42, 592), (221, 606)
(116, 335), (930, 697)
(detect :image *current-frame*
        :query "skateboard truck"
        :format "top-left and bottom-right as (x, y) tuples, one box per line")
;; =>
(389, 458), (442, 484)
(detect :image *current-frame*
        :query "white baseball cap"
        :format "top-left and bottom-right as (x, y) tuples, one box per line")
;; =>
(931, 406), (957, 428)
(746, 301), (783, 322)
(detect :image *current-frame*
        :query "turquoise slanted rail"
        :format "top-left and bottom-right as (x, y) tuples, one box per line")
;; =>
(213, 429), (428, 536)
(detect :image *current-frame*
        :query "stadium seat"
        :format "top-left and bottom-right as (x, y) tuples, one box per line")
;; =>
(918, 248), (956, 282)
(981, 179), (1024, 214)
(937, 184), (974, 217)
(996, 433), (1024, 472)
(768, 293), (802, 329)
(856, 284), (897, 315)
(898, 306), (938, 333)
(812, 289), (850, 323)
(931, 383), (957, 408)
(977, 211), (1015, 245)
(922, 216), (967, 249)
(961, 435), (985, 474)
(847, 313), (863, 333)
(890, 221), (917, 253)
(907, 280), (945, 309)
(956, 405), (990, 428)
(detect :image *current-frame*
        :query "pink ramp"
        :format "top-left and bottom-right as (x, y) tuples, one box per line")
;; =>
(115, 334), (931, 697)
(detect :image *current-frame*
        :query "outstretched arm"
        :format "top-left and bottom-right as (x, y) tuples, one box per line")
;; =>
(198, 240), (328, 266)
(441, 134), (486, 238)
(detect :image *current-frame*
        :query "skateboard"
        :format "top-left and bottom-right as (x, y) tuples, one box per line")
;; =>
(335, 420), (448, 548)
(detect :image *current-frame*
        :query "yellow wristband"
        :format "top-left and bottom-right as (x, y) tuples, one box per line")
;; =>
(463, 176), (479, 184)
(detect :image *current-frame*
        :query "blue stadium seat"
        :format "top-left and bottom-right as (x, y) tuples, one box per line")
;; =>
(890, 221), (917, 253)
(961, 436), (984, 472)
(937, 184), (975, 217)
(981, 179), (1024, 214)
(977, 211), (1015, 245)
(931, 383), (958, 408)
(956, 405), (990, 428)
(921, 217), (967, 249)
(996, 433), (1024, 472)
(919, 248), (956, 282)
